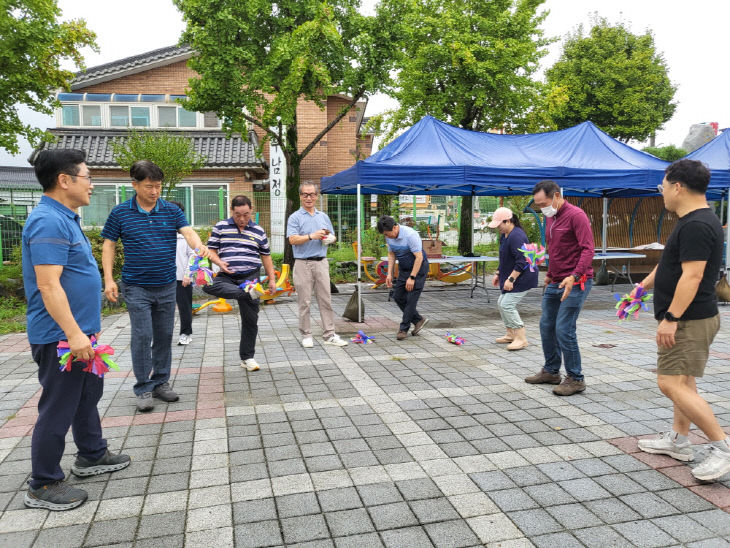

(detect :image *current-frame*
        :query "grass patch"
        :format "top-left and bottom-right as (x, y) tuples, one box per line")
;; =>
(0, 296), (27, 334)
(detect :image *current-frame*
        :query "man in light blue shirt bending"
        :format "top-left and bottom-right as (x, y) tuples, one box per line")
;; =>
(377, 215), (429, 340)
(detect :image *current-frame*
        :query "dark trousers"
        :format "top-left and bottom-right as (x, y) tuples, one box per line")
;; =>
(203, 272), (260, 360)
(176, 281), (193, 335)
(30, 342), (107, 488)
(392, 270), (426, 332)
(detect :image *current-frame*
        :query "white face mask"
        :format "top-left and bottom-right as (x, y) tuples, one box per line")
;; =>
(540, 195), (558, 218)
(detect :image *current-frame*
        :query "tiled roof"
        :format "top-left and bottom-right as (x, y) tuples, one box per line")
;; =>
(72, 45), (193, 90)
(28, 129), (268, 172)
(0, 167), (39, 189)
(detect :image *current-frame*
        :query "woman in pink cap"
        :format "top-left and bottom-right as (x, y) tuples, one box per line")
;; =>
(490, 207), (538, 350)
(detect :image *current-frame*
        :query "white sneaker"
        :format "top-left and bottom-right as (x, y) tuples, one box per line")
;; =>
(178, 334), (192, 345)
(324, 334), (348, 347)
(637, 431), (694, 461)
(692, 446), (730, 481)
(241, 358), (260, 372)
(302, 337), (314, 348)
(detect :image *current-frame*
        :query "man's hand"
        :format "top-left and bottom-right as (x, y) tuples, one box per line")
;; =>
(558, 276), (574, 301)
(196, 245), (211, 259)
(219, 260), (234, 274)
(104, 280), (119, 303)
(386, 274), (393, 288)
(405, 277), (415, 292)
(503, 279), (514, 292)
(182, 276), (191, 287)
(544, 275), (553, 287)
(68, 332), (94, 361)
(492, 274), (499, 288)
(656, 319), (678, 348)
(268, 282), (277, 296)
(310, 229), (327, 240)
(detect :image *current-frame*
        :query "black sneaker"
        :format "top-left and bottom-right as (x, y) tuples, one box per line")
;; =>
(24, 481), (88, 511)
(71, 449), (131, 477)
(152, 382), (179, 402)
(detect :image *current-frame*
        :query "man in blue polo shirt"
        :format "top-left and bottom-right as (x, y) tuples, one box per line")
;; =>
(23, 149), (130, 511)
(377, 215), (429, 340)
(287, 182), (348, 348)
(101, 160), (209, 411)
(204, 195), (277, 371)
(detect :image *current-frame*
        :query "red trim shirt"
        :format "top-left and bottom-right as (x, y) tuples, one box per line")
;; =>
(546, 201), (594, 281)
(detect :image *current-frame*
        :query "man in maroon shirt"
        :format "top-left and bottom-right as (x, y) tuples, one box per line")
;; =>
(525, 180), (595, 396)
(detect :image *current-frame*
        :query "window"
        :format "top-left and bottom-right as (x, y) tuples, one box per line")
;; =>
(158, 106), (177, 127)
(82, 105), (102, 126)
(203, 112), (220, 128)
(82, 185), (117, 227)
(62, 105), (79, 126)
(130, 107), (150, 127)
(193, 187), (223, 226)
(110, 106), (129, 127)
(179, 108), (197, 127)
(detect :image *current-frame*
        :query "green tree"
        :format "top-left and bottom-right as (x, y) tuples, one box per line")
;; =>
(173, 0), (397, 264)
(111, 131), (206, 198)
(373, 0), (549, 255)
(545, 18), (677, 142)
(642, 145), (687, 162)
(0, 0), (96, 154)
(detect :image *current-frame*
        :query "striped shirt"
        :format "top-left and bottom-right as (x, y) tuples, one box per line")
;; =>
(101, 196), (189, 285)
(207, 218), (270, 275)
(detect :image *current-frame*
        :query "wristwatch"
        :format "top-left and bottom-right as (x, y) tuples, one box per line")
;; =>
(507, 276), (516, 283)
(664, 311), (680, 322)
(307, 233), (312, 240)
(409, 275), (416, 280)
(572, 274), (581, 282)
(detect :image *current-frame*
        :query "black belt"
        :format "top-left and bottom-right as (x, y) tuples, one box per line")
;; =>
(298, 257), (325, 261)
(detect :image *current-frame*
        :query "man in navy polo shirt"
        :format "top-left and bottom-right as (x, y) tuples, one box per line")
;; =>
(23, 149), (130, 511)
(203, 195), (276, 371)
(101, 161), (209, 411)
(287, 182), (348, 348)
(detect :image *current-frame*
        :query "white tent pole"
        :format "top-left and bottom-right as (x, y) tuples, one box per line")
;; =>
(471, 192), (475, 254)
(357, 184), (363, 321)
(726, 189), (730, 272)
(602, 197), (608, 253)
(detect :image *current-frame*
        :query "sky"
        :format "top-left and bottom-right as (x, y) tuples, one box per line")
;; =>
(2, 0), (728, 166)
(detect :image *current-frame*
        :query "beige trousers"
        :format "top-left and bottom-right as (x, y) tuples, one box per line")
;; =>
(293, 259), (336, 339)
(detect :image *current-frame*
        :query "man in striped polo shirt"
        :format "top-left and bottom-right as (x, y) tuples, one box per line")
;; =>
(204, 195), (277, 371)
(102, 161), (209, 412)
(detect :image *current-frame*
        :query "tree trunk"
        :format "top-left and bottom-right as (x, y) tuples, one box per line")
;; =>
(458, 195), (473, 255)
(283, 124), (300, 267)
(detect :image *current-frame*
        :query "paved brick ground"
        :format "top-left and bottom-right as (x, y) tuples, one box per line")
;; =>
(0, 281), (729, 547)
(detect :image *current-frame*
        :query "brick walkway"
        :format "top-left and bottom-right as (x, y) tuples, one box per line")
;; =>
(0, 282), (729, 547)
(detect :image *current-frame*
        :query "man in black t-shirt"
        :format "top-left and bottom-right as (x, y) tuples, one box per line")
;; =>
(635, 160), (730, 482)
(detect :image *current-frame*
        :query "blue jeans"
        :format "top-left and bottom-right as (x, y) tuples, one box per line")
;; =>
(540, 279), (592, 381)
(124, 282), (177, 395)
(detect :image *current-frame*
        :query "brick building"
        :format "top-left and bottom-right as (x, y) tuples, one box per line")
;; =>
(30, 45), (373, 234)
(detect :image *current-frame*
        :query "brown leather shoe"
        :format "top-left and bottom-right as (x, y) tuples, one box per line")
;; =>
(524, 369), (562, 384)
(553, 376), (586, 396)
(412, 317), (429, 336)
(396, 330), (408, 340)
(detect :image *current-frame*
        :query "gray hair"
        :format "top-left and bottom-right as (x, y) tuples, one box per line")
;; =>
(299, 181), (319, 195)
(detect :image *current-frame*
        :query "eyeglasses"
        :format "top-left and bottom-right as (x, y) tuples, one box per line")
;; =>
(67, 173), (93, 183)
(300, 193), (317, 198)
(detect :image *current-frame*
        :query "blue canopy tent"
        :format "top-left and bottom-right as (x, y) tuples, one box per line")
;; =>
(685, 129), (730, 270)
(321, 116), (676, 317)
(321, 116), (671, 197)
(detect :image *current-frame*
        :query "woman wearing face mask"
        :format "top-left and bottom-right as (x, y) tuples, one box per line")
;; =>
(490, 207), (539, 350)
